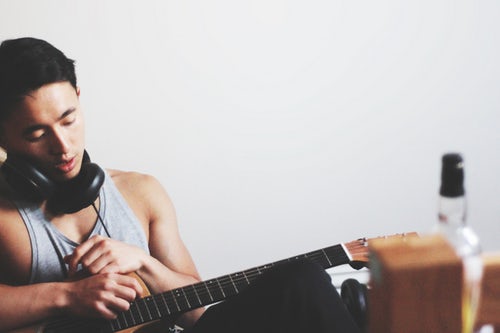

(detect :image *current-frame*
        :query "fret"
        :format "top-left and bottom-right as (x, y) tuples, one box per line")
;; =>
(206, 278), (225, 300)
(145, 296), (162, 319)
(172, 288), (189, 311)
(214, 275), (233, 296)
(180, 287), (192, 309)
(195, 281), (214, 303)
(111, 320), (121, 332)
(229, 272), (250, 291)
(115, 311), (127, 330)
(163, 291), (180, 314)
(122, 305), (136, 326)
(171, 290), (182, 312)
(241, 271), (250, 284)
(201, 280), (215, 303)
(215, 278), (226, 298)
(157, 293), (172, 316)
(110, 318), (122, 332)
(243, 268), (261, 283)
(130, 301), (145, 324)
(138, 298), (153, 321)
(227, 274), (239, 293)
(190, 283), (203, 306)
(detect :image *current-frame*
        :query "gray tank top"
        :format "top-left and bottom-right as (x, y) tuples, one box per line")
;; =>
(14, 171), (150, 283)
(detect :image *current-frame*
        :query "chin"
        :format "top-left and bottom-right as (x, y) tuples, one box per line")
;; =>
(53, 168), (81, 183)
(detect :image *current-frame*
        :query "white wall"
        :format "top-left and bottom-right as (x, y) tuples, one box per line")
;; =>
(1, 0), (499, 280)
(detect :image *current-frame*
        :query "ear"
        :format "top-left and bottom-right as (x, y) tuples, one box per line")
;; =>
(76, 86), (81, 97)
(0, 147), (7, 164)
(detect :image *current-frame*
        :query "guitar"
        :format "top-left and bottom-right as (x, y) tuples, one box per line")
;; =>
(11, 233), (416, 333)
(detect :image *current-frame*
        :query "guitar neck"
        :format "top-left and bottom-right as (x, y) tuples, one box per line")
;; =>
(41, 242), (353, 333)
(109, 243), (351, 332)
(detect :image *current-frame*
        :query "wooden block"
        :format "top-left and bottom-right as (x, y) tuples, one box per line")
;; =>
(476, 253), (500, 329)
(368, 235), (463, 333)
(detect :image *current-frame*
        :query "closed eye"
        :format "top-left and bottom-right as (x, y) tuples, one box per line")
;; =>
(60, 108), (77, 125)
(23, 126), (46, 142)
(62, 114), (76, 126)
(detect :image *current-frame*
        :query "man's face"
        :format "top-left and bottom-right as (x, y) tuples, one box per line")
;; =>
(0, 81), (85, 182)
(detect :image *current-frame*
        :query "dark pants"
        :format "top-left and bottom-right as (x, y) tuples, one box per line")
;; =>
(185, 260), (362, 333)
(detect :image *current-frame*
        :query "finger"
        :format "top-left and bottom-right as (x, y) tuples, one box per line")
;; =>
(75, 236), (115, 274)
(67, 235), (105, 274)
(98, 274), (142, 304)
(114, 273), (144, 297)
(113, 284), (139, 303)
(80, 239), (123, 275)
(98, 262), (120, 275)
(95, 296), (131, 320)
(95, 303), (119, 320)
(81, 251), (114, 275)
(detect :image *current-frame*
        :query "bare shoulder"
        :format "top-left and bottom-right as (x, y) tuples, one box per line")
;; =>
(0, 194), (32, 284)
(106, 168), (162, 193)
(105, 169), (175, 225)
(0, 194), (25, 231)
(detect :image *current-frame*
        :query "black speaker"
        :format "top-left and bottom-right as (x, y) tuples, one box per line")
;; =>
(1, 150), (105, 214)
(341, 278), (368, 332)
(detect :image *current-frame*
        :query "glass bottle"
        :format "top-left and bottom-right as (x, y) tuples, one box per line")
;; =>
(434, 153), (483, 333)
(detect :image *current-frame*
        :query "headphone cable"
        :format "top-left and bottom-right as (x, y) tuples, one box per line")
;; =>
(92, 202), (111, 238)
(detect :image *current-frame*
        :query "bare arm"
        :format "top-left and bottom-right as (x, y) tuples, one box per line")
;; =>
(0, 274), (142, 332)
(0, 282), (63, 331)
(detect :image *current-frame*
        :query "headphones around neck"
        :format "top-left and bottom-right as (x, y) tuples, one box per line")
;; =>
(0, 150), (105, 214)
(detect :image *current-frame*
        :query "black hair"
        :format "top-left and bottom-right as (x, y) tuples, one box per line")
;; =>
(0, 37), (77, 125)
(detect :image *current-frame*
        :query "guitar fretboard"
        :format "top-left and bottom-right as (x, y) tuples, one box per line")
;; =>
(43, 243), (351, 333)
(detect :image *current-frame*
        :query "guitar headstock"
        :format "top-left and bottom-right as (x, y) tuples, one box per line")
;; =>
(344, 232), (418, 269)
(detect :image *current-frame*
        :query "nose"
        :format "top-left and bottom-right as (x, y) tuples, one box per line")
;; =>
(49, 127), (70, 155)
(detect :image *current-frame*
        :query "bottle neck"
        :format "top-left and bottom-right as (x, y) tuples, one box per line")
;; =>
(438, 195), (467, 227)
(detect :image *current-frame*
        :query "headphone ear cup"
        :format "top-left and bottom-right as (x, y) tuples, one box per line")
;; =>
(48, 162), (105, 214)
(341, 278), (368, 332)
(1, 155), (55, 200)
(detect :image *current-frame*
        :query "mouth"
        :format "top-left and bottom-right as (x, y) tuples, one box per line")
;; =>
(54, 156), (77, 174)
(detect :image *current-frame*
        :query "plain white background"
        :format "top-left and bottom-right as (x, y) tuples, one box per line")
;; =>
(1, 0), (499, 280)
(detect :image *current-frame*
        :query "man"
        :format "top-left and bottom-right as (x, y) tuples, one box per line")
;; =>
(0, 37), (361, 333)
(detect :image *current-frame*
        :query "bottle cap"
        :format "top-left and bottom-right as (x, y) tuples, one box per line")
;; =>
(440, 153), (465, 197)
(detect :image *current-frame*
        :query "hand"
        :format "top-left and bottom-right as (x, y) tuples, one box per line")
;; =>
(65, 273), (143, 319)
(65, 235), (149, 277)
